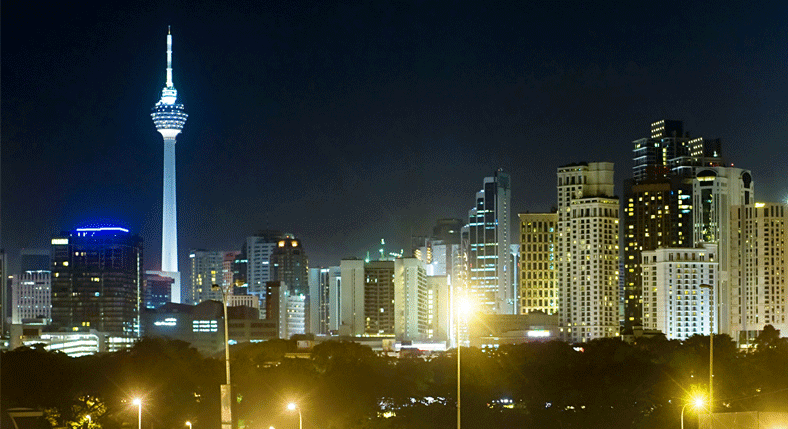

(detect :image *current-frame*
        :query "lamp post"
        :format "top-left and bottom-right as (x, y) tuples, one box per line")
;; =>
(681, 396), (706, 429)
(132, 399), (142, 429)
(456, 295), (472, 429)
(86, 415), (91, 429)
(212, 283), (232, 429)
(287, 403), (302, 429)
(185, 421), (192, 429)
(700, 283), (714, 417)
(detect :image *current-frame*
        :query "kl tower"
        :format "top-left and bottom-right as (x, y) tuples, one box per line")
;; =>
(151, 26), (187, 303)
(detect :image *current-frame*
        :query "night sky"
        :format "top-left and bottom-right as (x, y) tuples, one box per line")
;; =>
(3, 1), (787, 273)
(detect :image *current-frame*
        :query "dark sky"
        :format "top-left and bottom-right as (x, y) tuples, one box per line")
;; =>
(3, 1), (787, 273)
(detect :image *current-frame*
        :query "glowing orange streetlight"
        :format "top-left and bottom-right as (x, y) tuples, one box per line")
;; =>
(132, 398), (142, 429)
(286, 403), (302, 429)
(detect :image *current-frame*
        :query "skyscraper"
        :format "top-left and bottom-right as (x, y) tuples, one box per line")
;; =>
(730, 202), (788, 341)
(465, 170), (513, 314)
(624, 120), (726, 331)
(518, 212), (558, 315)
(271, 237), (308, 295)
(556, 162), (620, 342)
(151, 27), (188, 303)
(51, 227), (143, 337)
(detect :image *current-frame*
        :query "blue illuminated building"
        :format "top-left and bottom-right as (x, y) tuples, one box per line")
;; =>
(50, 226), (143, 337)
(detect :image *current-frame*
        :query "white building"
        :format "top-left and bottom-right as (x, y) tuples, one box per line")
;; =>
(308, 266), (340, 335)
(394, 258), (428, 341)
(692, 166), (754, 335)
(12, 271), (51, 324)
(189, 250), (230, 304)
(641, 244), (718, 340)
(556, 162), (620, 342)
(730, 202), (788, 341)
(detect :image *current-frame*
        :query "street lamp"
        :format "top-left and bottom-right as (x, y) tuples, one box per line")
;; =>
(85, 415), (91, 428)
(681, 395), (706, 429)
(456, 294), (473, 429)
(212, 283), (233, 429)
(700, 283), (714, 417)
(286, 403), (302, 429)
(185, 421), (192, 429)
(132, 398), (142, 429)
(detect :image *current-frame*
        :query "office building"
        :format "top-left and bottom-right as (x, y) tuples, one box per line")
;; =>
(557, 162), (619, 342)
(338, 258), (432, 341)
(51, 227), (143, 337)
(143, 272), (173, 310)
(518, 212), (558, 315)
(246, 230), (287, 297)
(624, 120), (726, 331)
(466, 170), (514, 314)
(692, 166), (754, 334)
(189, 250), (237, 304)
(151, 28), (188, 303)
(264, 281), (305, 339)
(641, 244), (718, 340)
(730, 202), (788, 342)
(11, 270), (51, 323)
(308, 266), (340, 335)
(394, 258), (428, 341)
(271, 237), (308, 294)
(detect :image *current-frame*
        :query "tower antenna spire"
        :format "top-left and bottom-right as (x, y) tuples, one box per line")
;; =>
(166, 26), (173, 88)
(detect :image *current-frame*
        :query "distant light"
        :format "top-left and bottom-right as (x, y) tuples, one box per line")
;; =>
(755, 203), (766, 208)
(51, 238), (69, 245)
(287, 403), (297, 411)
(527, 330), (550, 338)
(76, 227), (129, 233)
(133, 398), (142, 406)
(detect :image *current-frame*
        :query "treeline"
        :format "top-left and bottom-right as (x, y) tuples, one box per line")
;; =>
(2, 327), (788, 429)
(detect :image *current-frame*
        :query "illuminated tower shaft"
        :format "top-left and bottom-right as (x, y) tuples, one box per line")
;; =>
(162, 138), (177, 272)
(152, 27), (188, 301)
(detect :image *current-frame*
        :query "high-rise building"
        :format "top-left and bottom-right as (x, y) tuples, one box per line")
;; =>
(51, 227), (143, 337)
(518, 212), (558, 315)
(189, 250), (228, 304)
(557, 162), (620, 342)
(641, 244), (718, 340)
(729, 202), (788, 341)
(271, 238), (308, 295)
(623, 175), (694, 330)
(624, 120), (726, 330)
(308, 266), (340, 335)
(246, 231), (286, 297)
(12, 270), (51, 323)
(338, 258), (430, 340)
(151, 27), (188, 303)
(466, 170), (513, 314)
(143, 272), (173, 310)
(692, 166), (754, 335)
(394, 258), (428, 341)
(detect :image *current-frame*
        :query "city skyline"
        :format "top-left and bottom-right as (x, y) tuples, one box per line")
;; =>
(3, 1), (788, 274)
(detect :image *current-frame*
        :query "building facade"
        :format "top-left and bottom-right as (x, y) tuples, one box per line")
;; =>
(641, 245), (718, 340)
(729, 202), (788, 341)
(466, 170), (514, 314)
(51, 227), (143, 337)
(308, 266), (340, 335)
(518, 213), (558, 315)
(556, 162), (620, 342)
(12, 270), (51, 323)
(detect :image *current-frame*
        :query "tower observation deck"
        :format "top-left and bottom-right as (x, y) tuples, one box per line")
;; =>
(151, 27), (187, 302)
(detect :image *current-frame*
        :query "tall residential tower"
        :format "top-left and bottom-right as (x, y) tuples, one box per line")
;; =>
(151, 27), (188, 302)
